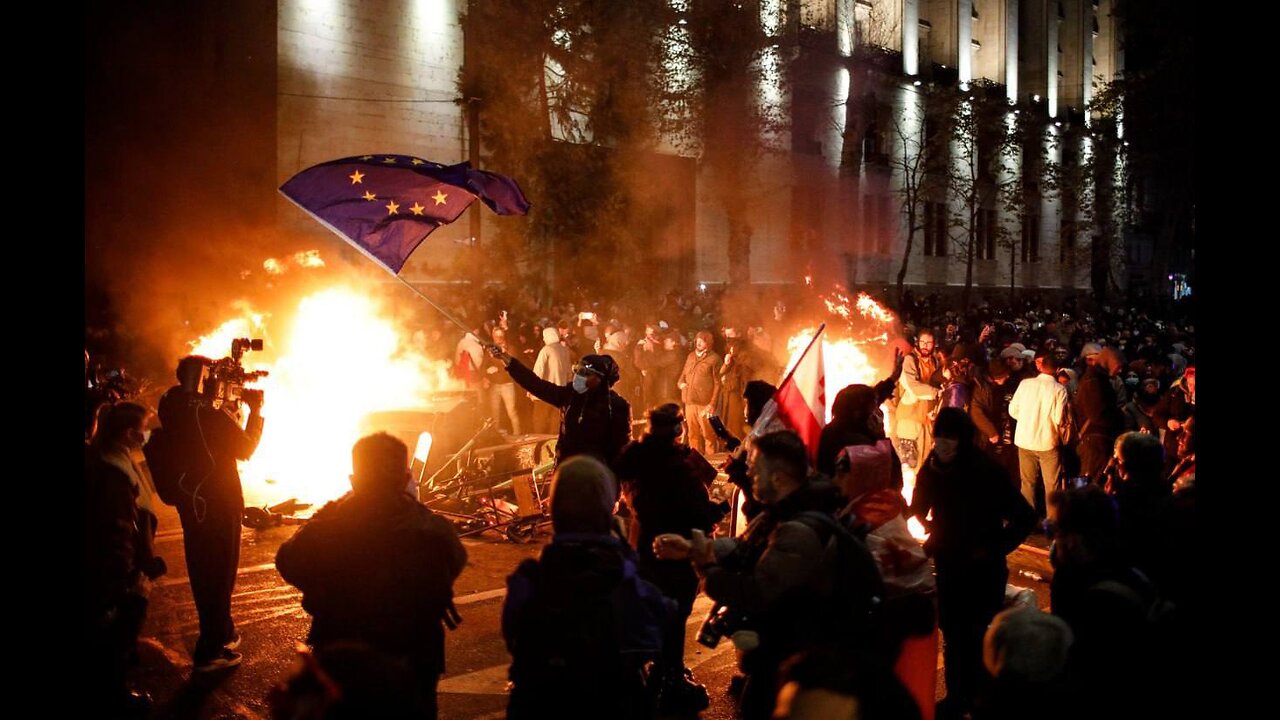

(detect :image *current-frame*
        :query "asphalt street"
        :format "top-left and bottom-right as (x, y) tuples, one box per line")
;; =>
(133, 503), (1053, 719)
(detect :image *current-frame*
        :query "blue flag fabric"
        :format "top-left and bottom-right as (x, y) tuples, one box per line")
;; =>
(279, 155), (530, 274)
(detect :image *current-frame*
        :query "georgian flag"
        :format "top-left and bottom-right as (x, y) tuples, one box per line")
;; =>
(752, 324), (827, 464)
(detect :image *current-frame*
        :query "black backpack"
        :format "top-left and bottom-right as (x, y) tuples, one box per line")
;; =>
(507, 548), (663, 720)
(792, 511), (888, 648)
(142, 426), (201, 507)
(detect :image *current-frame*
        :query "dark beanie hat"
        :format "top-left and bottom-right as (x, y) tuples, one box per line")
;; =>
(988, 358), (1011, 379)
(933, 407), (974, 441)
(744, 380), (778, 425)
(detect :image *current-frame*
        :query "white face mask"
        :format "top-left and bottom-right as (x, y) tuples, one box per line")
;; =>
(572, 374), (589, 394)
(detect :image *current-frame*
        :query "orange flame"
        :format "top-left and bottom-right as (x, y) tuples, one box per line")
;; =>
(784, 330), (882, 422)
(190, 304), (269, 357)
(900, 465), (929, 539)
(261, 250), (326, 276)
(294, 250), (325, 268)
(188, 285), (462, 508)
(784, 284), (926, 539)
(855, 292), (895, 325)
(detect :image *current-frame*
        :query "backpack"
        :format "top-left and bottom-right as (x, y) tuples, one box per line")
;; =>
(507, 541), (669, 716)
(792, 511), (888, 649)
(842, 439), (897, 497)
(1089, 569), (1176, 636)
(142, 426), (194, 507)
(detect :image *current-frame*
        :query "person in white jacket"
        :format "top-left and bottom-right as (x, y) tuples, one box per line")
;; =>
(1007, 349), (1070, 514)
(532, 327), (572, 434)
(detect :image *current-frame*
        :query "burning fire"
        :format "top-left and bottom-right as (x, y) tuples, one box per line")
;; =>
(784, 330), (882, 422)
(783, 289), (929, 539)
(855, 293), (895, 325)
(294, 250), (325, 268)
(189, 285), (461, 508)
(262, 250), (327, 276)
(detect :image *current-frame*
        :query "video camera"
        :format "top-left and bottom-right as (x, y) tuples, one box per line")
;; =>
(90, 366), (141, 403)
(200, 338), (269, 414)
(696, 602), (750, 649)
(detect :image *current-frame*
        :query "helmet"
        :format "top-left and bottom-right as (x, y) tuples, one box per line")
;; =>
(576, 354), (621, 387)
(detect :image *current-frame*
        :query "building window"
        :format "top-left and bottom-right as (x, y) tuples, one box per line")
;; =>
(977, 207), (997, 259)
(877, 195), (894, 254)
(862, 196), (877, 252)
(919, 23), (932, 72)
(1021, 210), (1040, 263)
(1171, 273), (1191, 300)
(924, 201), (948, 257)
(866, 195), (896, 254)
(1060, 218), (1076, 262)
(863, 120), (888, 167)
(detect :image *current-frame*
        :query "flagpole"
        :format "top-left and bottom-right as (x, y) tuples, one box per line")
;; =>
(391, 274), (475, 335)
(750, 323), (825, 438)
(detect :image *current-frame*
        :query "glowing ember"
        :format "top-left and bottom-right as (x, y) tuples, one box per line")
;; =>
(783, 286), (898, 420)
(294, 250), (325, 268)
(821, 287), (895, 339)
(855, 292), (895, 325)
(261, 250), (326, 276)
(189, 286), (461, 508)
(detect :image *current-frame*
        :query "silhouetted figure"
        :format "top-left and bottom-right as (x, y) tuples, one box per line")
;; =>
(616, 404), (720, 712)
(86, 402), (166, 717)
(911, 409), (1036, 720)
(277, 433), (466, 719)
(503, 456), (672, 720)
(152, 356), (263, 671)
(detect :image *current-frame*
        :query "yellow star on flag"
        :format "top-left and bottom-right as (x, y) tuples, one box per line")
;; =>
(362, 191), (377, 201)
(349, 170), (364, 184)
(360, 155), (374, 161)
(382, 157), (397, 164)
(410, 158), (425, 166)
(432, 190), (448, 206)
(386, 200), (400, 215)
(410, 202), (426, 216)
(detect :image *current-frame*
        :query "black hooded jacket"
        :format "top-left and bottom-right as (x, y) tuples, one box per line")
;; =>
(816, 383), (903, 485)
(153, 386), (262, 512)
(276, 491), (467, 678)
(506, 358), (632, 467)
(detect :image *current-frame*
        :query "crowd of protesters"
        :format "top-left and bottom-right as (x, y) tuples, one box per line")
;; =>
(84, 285), (1198, 719)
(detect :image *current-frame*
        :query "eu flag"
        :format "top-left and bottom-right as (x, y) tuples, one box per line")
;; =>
(279, 155), (531, 274)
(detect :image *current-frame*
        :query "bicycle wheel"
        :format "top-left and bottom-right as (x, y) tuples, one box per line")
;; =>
(505, 517), (537, 543)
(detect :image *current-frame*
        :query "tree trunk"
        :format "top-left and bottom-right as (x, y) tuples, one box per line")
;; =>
(896, 197), (916, 307)
(962, 203), (977, 311)
(1009, 242), (1016, 304)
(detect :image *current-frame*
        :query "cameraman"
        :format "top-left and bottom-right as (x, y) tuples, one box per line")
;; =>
(654, 431), (862, 720)
(154, 355), (264, 672)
